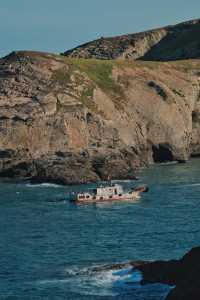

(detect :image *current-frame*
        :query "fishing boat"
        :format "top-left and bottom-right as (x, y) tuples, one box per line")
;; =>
(74, 184), (148, 203)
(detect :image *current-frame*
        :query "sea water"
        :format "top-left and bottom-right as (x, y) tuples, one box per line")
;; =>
(1, 159), (200, 299)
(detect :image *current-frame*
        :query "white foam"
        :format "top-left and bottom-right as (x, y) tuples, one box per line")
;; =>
(186, 183), (200, 186)
(37, 279), (68, 285)
(176, 183), (200, 188)
(26, 183), (63, 188)
(159, 161), (178, 165)
(36, 265), (143, 297)
(66, 265), (142, 296)
(113, 267), (142, 283)
(111, 180), (134, 183)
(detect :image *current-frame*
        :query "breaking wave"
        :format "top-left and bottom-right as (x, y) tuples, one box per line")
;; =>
(36, 264), (143, 297)
(26, 183), (63, 188)
(175, 183), (200, 188)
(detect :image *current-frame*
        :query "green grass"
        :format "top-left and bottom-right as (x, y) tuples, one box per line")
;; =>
(82, 86), (94, 98)
(51, 55), (200, 113)
(72, 59), (126, 110)
(52, 57), (127, 111)
(68, 59), (118, 91)
(79, 85), (97, 111)
(51, 67), (72, 86)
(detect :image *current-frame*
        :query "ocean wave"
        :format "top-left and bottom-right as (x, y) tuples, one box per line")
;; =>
(175, 183), (200, 188)
(36, 264), (142, 297)
(66, 265), (142, 296)
(36, 278), (69, 285)
(26, 183), (63, 188)
(185, 183), (200, 186)
(111, 179), (135, 183)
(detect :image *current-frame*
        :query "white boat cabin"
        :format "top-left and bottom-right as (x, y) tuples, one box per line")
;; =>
(96, 184), (123, 197)
(75, 184), (148, 203)
(77, 184), (124, 201)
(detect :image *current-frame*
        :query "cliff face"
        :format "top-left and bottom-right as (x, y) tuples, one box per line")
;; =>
(63, 19), (200, 61)
(0, 51), (200, 183)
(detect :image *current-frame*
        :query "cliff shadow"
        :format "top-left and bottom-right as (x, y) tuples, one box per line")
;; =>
(152, 144), (174, 163)
(140, 24), (200, 61)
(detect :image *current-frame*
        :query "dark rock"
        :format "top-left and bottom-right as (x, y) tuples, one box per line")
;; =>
(136, 247), (200, 300)
(166, 281), (200, 300)
(63, 18), (200, 62)
(152, 144), (174, 163)
(148, 81), (167, 100)
(97, 247), (200, 299)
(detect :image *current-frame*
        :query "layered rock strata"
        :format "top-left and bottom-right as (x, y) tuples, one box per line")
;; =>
(0, 51), (200, 183)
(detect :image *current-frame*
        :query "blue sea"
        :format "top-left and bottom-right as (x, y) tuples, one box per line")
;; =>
(1, 159), (200, 299)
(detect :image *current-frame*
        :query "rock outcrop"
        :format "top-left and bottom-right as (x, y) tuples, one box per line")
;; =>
(0, 50), (200, 183)
(63, 19), (200, 61)
(83, 247), (200, 299)
(137, 247), (200, 300)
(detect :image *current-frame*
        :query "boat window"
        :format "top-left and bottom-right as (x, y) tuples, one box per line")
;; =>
(100, 197), (103, 200)
(86, 195), (90, 198)
(118, 194), (122, 196)
(115, 189), (117, 195)
(109, 196), (112, 198)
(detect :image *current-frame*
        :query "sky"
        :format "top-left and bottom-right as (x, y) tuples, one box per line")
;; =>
(0, 0), (200, 57)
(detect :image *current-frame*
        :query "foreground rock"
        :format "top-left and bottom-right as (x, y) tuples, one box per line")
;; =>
(63, 19), (200, 61)
(137, 247), (200, 300)
(0, 51), (200, 183)
(96, 247), (200, 299)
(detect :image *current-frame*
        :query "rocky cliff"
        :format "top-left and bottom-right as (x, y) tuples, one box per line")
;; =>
(0, 52), (200, 183)
(63, 19), (200, 61)
(0, 50), (200, 183)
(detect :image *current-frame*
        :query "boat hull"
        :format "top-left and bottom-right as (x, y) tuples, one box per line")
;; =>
(75, 192), (141, 204)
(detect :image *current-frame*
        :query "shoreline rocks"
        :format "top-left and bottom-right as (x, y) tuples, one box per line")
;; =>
(93, 247), (200, 300)
(137, 247), (200, 300)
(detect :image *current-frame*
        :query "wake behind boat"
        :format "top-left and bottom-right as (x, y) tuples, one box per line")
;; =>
(74, 184), (148, 204)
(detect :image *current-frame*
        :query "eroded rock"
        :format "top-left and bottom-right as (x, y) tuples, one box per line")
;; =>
(0, 51), (200, 183)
